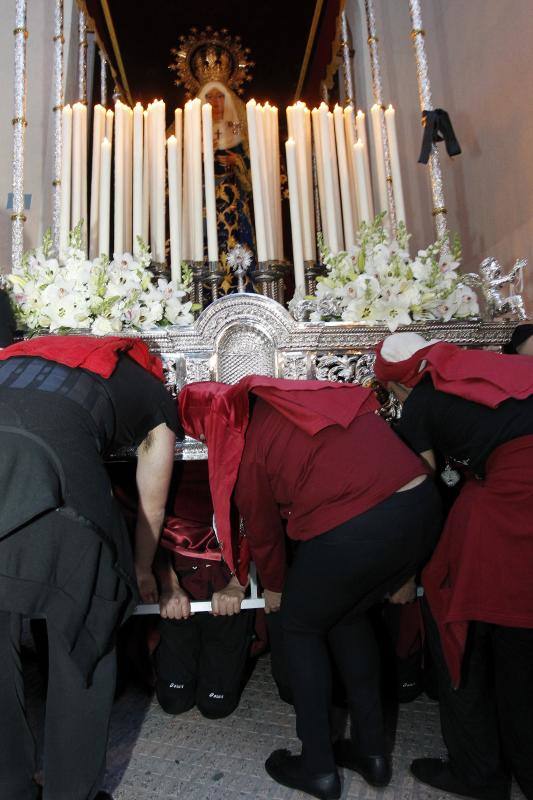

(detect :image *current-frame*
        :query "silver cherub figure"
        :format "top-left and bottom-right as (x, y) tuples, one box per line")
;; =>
(465, 257), (527, 321)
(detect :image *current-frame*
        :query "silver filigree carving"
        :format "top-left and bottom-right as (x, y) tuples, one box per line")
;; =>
(463, 257), (527, 321)
(279, 352), (310, 381)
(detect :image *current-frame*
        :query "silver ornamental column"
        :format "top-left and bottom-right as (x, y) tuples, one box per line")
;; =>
(52, 0), (64, 253)
(100, 51), (107, 107)
(78, 9), (88, 103)
(408, 0), (449, 241)
(363, 0), (397, 231)
(11, 0), (28, 270)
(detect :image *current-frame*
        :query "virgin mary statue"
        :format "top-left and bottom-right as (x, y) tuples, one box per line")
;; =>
(170, 29), (256, 293)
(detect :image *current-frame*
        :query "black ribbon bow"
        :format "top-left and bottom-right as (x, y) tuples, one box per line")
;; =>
(418, 108), (461, 164)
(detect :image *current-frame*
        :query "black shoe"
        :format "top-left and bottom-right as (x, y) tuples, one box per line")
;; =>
(410, 758), (510, 800)
(265, 749), (341, 800)
(333, 740), (391, 787)
(37, 789), (113, 799)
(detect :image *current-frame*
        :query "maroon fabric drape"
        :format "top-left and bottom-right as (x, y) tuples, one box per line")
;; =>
(0, 335), (164, 381)
(423, 435), (533, 686)
(374, 340), (533, 408)
(178, 375), (378, 581)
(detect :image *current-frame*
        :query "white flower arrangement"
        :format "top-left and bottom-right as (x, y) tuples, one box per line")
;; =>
(291, 215), (479, 331)
(6, 225), (196, 335)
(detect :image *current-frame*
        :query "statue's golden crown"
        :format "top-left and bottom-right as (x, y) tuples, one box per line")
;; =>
(170, 27), (254, 98)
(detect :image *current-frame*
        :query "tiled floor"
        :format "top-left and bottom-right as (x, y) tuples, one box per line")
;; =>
(26, 650), (523, 800)
(100, 656), (521, 800)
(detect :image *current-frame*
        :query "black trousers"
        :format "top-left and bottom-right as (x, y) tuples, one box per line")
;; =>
(424, 604), (533, 799)
(280, 479), (442, 773)
(155, 611), (253, 719)
(0, 613), (116, 800)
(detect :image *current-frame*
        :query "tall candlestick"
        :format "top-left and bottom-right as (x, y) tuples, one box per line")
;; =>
(124, 105), (133, 253)
(354, 141), (371, 222)
(182, 101), (192, 262)
(80, 102), (87, 253)
(132, 102), (143, 256)
(246, 99), (267, 263)
(59, 104), (72, 257)
(355, 110), (374, 219)
(311, 108), (327, 245)
(98, 137), (111, 257)
(384, 105), (405, 224)
(174, 108), (183, 263)
(71, 102), (83, 232)
(290, 103), (314, 262)
(318, 104), (339, 253)
(285, 139), (305, 294)
(333, 104), (356, 251)
(89, 104), (105, 258)
(201, 102), (218, 264)
(105, 108), (113, 144)
(343, 105), (359, 230)
(370, 103), (388, 214)
(114, 101), (124, 254)
(191, 98), (203, 262)
(256, 104), (275, 260)
(271, 106), (283, 261)
(142, 109), (149, 246)
(327, 109), (344, 250)
(167, 135), (181, 282)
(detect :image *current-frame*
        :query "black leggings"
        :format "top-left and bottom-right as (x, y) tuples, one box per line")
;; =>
(156, 611), (253, 719)
(280, 478), (442, 773)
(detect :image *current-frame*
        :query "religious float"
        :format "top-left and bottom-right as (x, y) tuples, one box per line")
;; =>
(2, 0), (527, 458)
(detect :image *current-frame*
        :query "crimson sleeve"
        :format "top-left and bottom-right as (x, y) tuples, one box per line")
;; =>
(235, 459), (287, 593)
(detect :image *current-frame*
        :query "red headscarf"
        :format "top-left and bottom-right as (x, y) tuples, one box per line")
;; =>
(374, 338), (533, 408)
(0, 334), (164, 381)
(178, 375), (379, 581)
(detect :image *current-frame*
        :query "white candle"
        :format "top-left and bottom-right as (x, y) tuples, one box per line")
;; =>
(149, 100), (166, 264)
(174, 108), (183, 267)
(114, 101), (125, 255)
(327, 110), (344, 250)
(333, 104), (356, 251)
(318, 104), (339, 253)
(285, 139), (305, 295)
(356, 110), (374, 219)
(182, 101), (192, 262)
(354, 141), (371, 222)
(142, 109), (149, 246)
(71, 102), (83, 232)
(124, 106), (133, 253)
(191, 98), (203, 262)
(98, 137), (112, 257)
(311, 107), (328, 248)
(291, 104), (314, 261)
(256, 104), (275, 260)
(167, 136), (181, 282)
(132, 103), (143, 257)
(59, 104), (72, 258)
(343, 106), (359, 230)
(89, 104), (105, 258)
(384, 104), (406, 225)
(201, 102), (218, 264)
(271, 106), (284, 261)
(370, 104), (388, 215)
(105, 108), (114, 143)
(246, 99), (267, 263)
(80, 103), (88, 253)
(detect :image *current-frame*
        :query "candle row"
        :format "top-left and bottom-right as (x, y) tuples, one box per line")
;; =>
(285, 100), (405, 268)
(245, 100), (284, 264)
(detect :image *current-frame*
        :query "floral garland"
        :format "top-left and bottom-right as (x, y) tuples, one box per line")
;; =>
(6, 226), (196, 335)
(290, 215), (480, 331)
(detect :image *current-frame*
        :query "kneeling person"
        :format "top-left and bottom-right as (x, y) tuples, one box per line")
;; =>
(154, 463), (253, 719)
